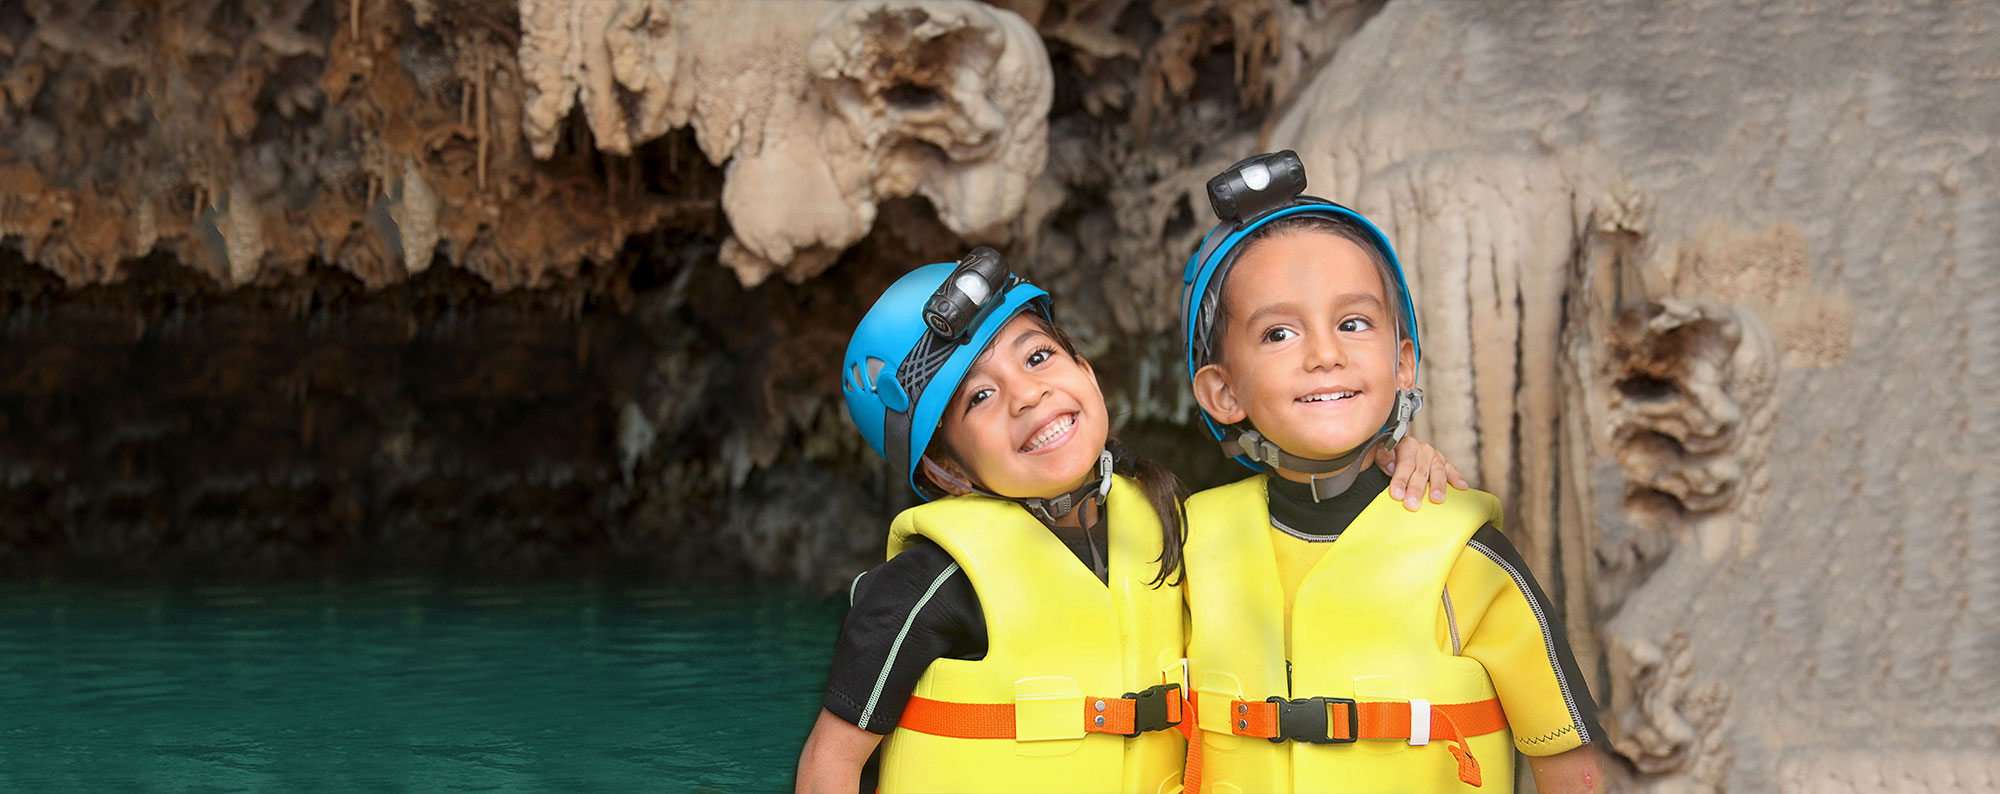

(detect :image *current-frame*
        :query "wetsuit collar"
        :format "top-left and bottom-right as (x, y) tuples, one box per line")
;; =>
(1267, 467), (1392, 538)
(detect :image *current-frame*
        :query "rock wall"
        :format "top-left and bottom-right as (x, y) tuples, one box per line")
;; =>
(1263, 2), (1999, 790)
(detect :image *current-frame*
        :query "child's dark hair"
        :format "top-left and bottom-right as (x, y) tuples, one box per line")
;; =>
(1207, 214), (1403, 365)
(923, 314), (1189, 587)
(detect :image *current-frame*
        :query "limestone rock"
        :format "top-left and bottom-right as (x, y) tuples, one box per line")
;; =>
(517, 0), (1052, 286)
(1269, 1), (1999, 789)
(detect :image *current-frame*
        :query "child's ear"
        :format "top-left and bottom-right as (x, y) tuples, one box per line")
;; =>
(921, 457), (975, 497)
(1395, 338), (1417, 391)
(1191, 364), (1248, 425)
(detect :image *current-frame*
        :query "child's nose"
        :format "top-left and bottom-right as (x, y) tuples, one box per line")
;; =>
(1304, 333), (1345, 370)
(1010, 379), (1051, 415)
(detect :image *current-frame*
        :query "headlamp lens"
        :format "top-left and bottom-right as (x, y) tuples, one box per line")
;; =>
(953, 272), (992, 306)
(1240, 163), (1271, 191)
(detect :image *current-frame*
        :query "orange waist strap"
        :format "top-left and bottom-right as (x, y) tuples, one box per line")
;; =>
(1226, 697), (1506, 787)
(899, 684), (1184, 740)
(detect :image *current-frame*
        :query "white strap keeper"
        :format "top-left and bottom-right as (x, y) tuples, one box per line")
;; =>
(1407, 699), (1431, 746)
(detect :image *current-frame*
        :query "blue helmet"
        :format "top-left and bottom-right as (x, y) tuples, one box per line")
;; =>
(1179, 150), (1423, 473)
(843, 247), (1051, 498)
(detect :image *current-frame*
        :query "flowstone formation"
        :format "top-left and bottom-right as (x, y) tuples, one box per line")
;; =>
(516, 0), (1053, 286)
(1266, 1), (1997, 790)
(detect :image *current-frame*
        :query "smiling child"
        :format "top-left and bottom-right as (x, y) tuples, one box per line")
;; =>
(1176, 152), (1607, 793)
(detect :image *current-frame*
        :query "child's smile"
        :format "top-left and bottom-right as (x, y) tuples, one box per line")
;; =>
(1019, 411), (1078, 453)
(1297, 387), (1363, 407)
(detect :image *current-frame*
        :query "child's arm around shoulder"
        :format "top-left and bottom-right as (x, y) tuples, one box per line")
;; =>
(1381, 438), (1470, 511)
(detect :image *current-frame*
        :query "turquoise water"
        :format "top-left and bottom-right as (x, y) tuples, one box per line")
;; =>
(0, 579), (845, 792)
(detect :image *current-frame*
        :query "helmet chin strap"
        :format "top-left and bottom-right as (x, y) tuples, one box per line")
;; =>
(1222, 388), (1424, 502)
(922, 450), (1115, 524)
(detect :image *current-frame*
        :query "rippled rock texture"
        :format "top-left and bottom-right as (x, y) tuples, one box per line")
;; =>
(3, 2), (1998, 789)
(1267, 3), (1997, 791)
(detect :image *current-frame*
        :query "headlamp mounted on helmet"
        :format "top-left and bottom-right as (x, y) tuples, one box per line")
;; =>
(1205, 151), (1309, 225)
(923, 246), (1018, 342)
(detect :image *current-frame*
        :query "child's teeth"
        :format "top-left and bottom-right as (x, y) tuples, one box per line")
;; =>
(1025, 414), (1073, 451)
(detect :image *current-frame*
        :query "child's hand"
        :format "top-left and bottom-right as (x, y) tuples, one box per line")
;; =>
(1380, 438), (1470, 511)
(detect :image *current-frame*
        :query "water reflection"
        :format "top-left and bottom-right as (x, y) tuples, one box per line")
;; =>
(0, 579), (843, 792)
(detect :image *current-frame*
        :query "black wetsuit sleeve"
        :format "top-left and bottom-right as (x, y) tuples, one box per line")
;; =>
(821, 541), (987, 734)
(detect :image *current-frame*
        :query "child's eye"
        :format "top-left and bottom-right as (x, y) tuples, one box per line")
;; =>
(1025, 347), (1055, 368)
(1339, 317), (1374, 333)
(1261, 327), (1297, 343)
(964, 388), (994, 411)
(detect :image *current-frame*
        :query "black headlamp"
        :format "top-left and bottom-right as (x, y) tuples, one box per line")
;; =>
(1206, 150), (1309, 224)
(922, 246), (1011, 341)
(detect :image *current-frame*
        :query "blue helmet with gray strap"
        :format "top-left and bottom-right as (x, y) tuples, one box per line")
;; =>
(1178, 150), (1425, 499)
(843, 247), (1052, 500)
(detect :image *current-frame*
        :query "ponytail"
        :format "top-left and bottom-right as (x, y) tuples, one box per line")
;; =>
(1107, 440), (1189, 587)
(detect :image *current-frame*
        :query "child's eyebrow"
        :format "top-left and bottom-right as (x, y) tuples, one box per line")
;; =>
(1006, 328), (1046, 350)
(1334, 293), (1388, 313)
(968, 327), (1046, 372)
(1242, 302), (1302, 327)
(1240, 293), (1385, 326)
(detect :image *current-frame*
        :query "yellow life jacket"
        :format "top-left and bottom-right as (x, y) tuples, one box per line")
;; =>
(1184, 475), (1513, 793)
(876, 474), (1187, 794)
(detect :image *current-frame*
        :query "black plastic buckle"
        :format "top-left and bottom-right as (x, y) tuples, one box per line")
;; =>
(1265, 696), (1357, 744)
(1122, 683), (1183, 737)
